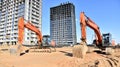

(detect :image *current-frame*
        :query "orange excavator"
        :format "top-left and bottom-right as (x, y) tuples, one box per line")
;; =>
(80, 12), (114, 49)
(73, 12), (114, 58)
(17, 17), (56, 55)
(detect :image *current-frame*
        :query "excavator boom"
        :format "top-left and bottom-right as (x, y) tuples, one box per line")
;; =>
(18, 17), (42, 45)
(18, 17), (24, 45)
(80, 12), (102, 46)
(25, 22), (42, 44)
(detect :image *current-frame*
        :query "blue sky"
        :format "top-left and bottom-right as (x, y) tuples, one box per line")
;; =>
(42, 0), (120, 44)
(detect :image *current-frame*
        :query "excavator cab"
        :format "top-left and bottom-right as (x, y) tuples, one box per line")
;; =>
(41, 35), (56, 52)
(93, 33), (112, 48)
(102, 33), (112, 47)
(42, 35), (51, 47)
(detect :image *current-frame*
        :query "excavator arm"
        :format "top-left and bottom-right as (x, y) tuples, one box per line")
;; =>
(18, 17), (42, 46)
(25, 22), (42, 45)
(80, 12), (103, 46)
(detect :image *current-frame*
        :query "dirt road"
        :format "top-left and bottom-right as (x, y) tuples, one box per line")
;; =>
(0, 47), (120, 67)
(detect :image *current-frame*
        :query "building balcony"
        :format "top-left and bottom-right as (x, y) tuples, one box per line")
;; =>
(0, 25), (4, 28)
(30, 35), (37, 37)
(14, 30), (18, 33)
(14, 22), (18, 25)
(1, 19), (5, 21)
(14, 19), (18, 22)
(12, 35), (18, 37)
(14, 26), (18, 29)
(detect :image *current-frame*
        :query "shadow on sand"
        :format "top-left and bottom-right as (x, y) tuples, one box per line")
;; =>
(59, 51), (73, 57)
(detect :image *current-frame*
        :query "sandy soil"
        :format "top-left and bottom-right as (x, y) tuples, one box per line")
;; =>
(0, 46), (120, 67)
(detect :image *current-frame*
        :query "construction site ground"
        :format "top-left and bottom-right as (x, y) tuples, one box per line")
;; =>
(0, 46), (120, 67)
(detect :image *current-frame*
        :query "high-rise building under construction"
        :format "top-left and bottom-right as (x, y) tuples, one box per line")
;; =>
(50, 2), (77, 46)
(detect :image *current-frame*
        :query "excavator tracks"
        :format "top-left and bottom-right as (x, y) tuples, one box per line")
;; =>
(30, 46), (56, 53)
(80, 48), (120, 67)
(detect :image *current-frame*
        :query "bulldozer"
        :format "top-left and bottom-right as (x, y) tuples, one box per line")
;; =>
(73, 12), (115, 58)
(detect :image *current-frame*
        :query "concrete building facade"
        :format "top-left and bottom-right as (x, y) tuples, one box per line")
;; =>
(0, 0), (42, 45)
(50, 2), (77, 46)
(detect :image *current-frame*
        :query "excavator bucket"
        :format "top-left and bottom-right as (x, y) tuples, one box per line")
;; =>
(9, 42), (29, 56)
(72, 41), (88, 58)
